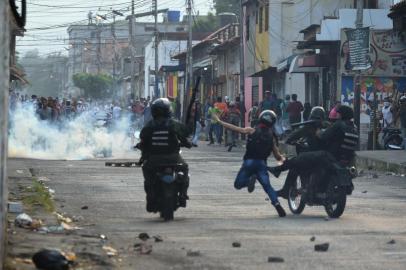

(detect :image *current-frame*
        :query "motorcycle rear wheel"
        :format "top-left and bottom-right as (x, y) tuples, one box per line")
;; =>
(161, 184), (175, 221)
(288, 177), (306, 215)
(384, 134), (403, 150)
(324, 185), (346, 218)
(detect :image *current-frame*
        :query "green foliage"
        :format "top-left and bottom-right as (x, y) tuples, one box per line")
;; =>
(213, 0), (240, 16)
(72, 73), (113, 99)
(22, 179), (55, 213)
(193, 12), (219, 33)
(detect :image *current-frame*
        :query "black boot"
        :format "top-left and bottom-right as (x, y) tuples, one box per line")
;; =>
(247, 174), (256, 193)
(268, 159), (291, 178)
(274, 202), (286, 217)
(277, 189), (289, 200)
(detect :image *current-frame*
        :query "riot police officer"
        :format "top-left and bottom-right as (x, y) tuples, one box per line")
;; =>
(212, 110), (287, 217)
(138, 98), (192, 212)
(269, 105), (358, 182)
(277, 106), (329, 199)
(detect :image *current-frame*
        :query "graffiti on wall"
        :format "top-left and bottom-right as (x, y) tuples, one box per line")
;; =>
(341, 76), (406, 123)
(341, 30), (406, 76)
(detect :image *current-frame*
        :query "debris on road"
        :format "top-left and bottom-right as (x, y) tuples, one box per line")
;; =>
(387, 239), (396, 244)
(32, 249), (72, 270)
(100, 234), (108, 240)
(138, 233), (150, 241)
(134, 242), (153, 255)
(310, 236), (316, 242)
(314, 243), (330, 252)
(102, 245), (118, 257)
(8, 201), (23, 213)
(15, 213), (33, 228)
(324, 217), (329, 221)
(268, 257), (284, 263)
(55, 212), (73, 224)
(153, 235), (163, 242)
(81, 205), (89, 210)
(232, 242), (241, 248)
(372, 173), (379, 179)
(362, 190), (368, 194)
(186, 250), (201, 257)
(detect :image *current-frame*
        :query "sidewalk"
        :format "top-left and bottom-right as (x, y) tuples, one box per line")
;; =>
(279, 143), (406, 174)
(356, 150), (406, 174)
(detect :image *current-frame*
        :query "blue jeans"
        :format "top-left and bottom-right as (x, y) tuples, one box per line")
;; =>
(213, 123), (222, 143)
(235, 159), (279, 205)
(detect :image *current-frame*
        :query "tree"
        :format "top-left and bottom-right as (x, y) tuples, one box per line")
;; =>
(72, 73), (113, 99)
(213, 0), (240, 16)
(192, 12), (219, 33)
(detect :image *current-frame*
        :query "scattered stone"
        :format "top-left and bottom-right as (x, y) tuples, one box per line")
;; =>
(387, 239), (396, 245)
(153, 235), (163, 242)
(401, 174), (405, 177)
(362, 190), (368, 194)
(187, 250), (201, 257)
(368, 166), (373, 170)
(268, 257), (284, 263)
(314, 243), (329, 252)
(324, 217), (329, 221)
(139, 244), (153, 255)
(100, 234), (108, 240)
(72, 215), (84, 222)
(232, 242), (241, 248)
(310, 236), (316, 242)
(81, 205), (89, 210)
(102, 245), (118, 257)
(32, 249), (71, 270)
(265, 198), (270, 201)
(372, 173), (379, 179)
(138, 233), (150, 241)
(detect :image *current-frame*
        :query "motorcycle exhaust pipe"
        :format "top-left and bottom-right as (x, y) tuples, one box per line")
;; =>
(349, 166), (358, 177)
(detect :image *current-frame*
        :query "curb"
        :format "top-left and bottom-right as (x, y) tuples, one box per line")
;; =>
(355, 155), (406, 174)
(279, 143), (406, 174)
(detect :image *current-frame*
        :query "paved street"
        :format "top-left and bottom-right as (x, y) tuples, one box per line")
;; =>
(8, 145), (406, 270)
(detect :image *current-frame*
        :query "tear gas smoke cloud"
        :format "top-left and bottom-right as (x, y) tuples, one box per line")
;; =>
(8, 103), (140, 160)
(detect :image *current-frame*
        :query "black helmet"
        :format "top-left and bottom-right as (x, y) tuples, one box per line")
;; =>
(309, 106), (326, 121)
(337, 105), (354, 120)
(258, 110), (277, 127)
(400, 96), (406, 103)
(151, 98), (171, 118)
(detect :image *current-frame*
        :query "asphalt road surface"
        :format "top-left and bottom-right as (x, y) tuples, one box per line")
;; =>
(8, 144), (406, 269)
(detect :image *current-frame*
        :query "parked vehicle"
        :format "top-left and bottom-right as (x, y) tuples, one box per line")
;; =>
(383, 128), (404, 150)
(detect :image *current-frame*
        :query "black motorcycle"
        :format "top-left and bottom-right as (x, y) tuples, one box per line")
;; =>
(286, 141), (357, 218)
(383, 128), (404, 150)
(149, 163), (188, 221)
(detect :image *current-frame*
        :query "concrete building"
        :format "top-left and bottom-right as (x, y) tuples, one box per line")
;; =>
(67, 14), (187, 98)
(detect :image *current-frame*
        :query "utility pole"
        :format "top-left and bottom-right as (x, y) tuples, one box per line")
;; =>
(239, 0), (245, 128)
(130, 0), (136, 97)
(354, 0), (363, 147)
(0, 0), (10, 265)
(153, 0), (159, 98)
(112, 14), (117, 98)
(184, 0), (193, 121)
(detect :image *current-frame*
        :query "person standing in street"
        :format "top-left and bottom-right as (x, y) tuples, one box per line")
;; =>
(286, 94), (303, 125)
(191, 100), (203, 147)
(248, 102), (259, 128)
(212, 110), (287, 217)
(213, 97), (228, 145)
(204, 99), (214, 143)
(382, 97), (394, 128)
(399, 96), (406, 150)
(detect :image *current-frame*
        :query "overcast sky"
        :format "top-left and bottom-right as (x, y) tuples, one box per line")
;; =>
(18, 0), (213, 56)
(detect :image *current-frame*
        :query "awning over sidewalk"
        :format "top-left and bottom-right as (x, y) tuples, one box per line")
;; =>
(289, 56), (321, 73)
(249, 67), (276, 77)
(277, 55), (296, 72)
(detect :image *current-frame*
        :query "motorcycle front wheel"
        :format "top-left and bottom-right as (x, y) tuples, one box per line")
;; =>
(324, 185), (346, 218)
(288, 177), (306, 215)
(384, 134), (404, 150)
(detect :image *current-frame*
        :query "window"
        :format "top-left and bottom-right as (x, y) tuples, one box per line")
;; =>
(259, 7), (263, 33)
(265, 5), (269, 32)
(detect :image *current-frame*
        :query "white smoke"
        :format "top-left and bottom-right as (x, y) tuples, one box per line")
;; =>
(8, 103), (140, 160)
